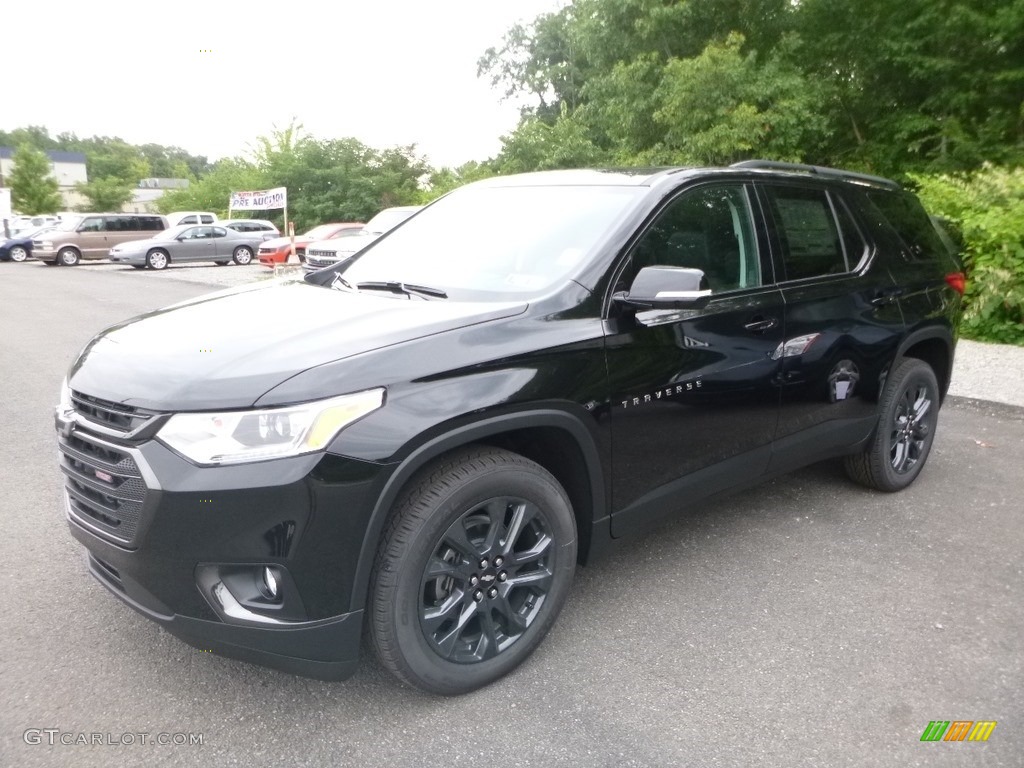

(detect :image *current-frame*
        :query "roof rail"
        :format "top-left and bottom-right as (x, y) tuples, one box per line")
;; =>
(730, 160), (900, 190)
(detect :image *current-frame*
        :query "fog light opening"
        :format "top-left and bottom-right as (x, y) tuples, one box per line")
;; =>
(261, 566), (280, 600)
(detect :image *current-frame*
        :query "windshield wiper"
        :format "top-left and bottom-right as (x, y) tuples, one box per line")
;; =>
(355, 281), (448, 300)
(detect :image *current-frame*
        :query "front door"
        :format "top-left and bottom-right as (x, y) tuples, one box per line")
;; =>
(605, 182), (785, 536)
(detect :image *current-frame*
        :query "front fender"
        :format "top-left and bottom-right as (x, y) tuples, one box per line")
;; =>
(341, 407), (607, 613)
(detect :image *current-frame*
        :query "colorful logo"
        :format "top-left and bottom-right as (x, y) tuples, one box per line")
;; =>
(920, 721), (997, 742)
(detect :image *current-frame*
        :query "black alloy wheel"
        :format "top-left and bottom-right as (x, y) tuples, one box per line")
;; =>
(370, 447), (577, 695)
(845, 358), (940, 491)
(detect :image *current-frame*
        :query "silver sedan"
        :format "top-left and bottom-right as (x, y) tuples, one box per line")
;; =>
(108, 224), (265, 270)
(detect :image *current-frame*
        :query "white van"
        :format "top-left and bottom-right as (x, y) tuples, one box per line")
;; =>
(164, 211), (219, 227)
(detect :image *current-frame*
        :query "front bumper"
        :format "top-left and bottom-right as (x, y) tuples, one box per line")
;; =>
(57, 405), (392, 680)
(33, 247), (58, 263)
(108, 252), (145, 265)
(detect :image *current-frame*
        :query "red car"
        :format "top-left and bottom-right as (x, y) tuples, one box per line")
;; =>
(257, 222), (364, 266)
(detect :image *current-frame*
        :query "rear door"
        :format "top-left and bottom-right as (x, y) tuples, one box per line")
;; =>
(754, 181), (906, 474)
(605, 181), (785, 535)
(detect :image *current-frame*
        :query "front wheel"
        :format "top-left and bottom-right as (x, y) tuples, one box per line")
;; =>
(146, 249), (169, 270)
(232, 246), (253, 265)
(9, 245), (29, 262)
(58, 247), (80, 266)
(369, 447), (577, 695)
(845, 358), (940, 492)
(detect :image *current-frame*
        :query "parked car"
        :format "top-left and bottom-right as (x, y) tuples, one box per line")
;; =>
(220, 219), (280, 239)
(5, 214), (61, 237)
(164, 211), (219, 227)
(33, 214), (168, 265)
(54, 162), (963, 695)
(108, 224), (266, 269)
(257, 222), (365, 266)
(304, 206), (421, 271)
(0, 225), (58, 262)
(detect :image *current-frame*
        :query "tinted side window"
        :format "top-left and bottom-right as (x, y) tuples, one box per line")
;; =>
(79, 217), (103, 232)
(865, 190), (947, 263)
(140, 216), (165, 231)
(211, 227), (227, 238)
(180, 215), (198, 225)
(763, 186), (846, 280)
(629, 184), (761, 293)
(200, 215), (215, 224)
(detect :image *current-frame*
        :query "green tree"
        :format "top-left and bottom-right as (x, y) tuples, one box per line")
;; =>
(493, 106), (608, 173)
(8, 144), (62, 214)
(75, 177), (135, 212)
(912, 165), (1024, 344)
(649, 33), (829, 165)
(156, 158), (268, 218)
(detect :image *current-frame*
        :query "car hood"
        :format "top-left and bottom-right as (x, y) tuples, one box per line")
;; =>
(68, 279), (527, 411)
(113, 235), (169, 251)
(308, 232), (378, 256)
(259, 234), (315, 250)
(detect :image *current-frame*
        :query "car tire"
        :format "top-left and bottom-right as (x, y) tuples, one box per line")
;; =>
(232, 246), (253, 265)
(58, 247), (81, 266)
(9, 246), (29, 262)
(844, 358), (940, 492)
(214, 260), (229, 266)
(146, 249), (169, 270)
(369, 446), (577, 696)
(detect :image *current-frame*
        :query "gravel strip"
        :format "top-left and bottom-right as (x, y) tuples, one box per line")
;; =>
(950, 338), (1024, 409)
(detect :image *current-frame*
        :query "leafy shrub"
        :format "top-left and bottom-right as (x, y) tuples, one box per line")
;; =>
(912, 165), (1024, 345)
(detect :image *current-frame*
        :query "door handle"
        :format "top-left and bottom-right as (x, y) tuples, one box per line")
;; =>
(744, 317), (778, 332)
(871, 286), (905, 306)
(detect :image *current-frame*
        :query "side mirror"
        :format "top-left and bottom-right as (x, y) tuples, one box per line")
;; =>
(614, 266), (712, 310)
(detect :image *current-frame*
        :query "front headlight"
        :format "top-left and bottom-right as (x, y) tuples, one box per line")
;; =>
(59, 376), (72, 411)
(156, 388), (385, 466)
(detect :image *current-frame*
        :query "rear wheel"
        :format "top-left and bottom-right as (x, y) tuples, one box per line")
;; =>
(58, 247), (80, 266)
(146, 249), (169, 270)
(232, 246), (253, 265)
(845, 358), (940, 491)
(9, 246), (28, 262)
(370, 447), (577, 695)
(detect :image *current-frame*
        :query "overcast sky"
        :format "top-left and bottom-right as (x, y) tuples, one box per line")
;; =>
(5, 0), (567, 168)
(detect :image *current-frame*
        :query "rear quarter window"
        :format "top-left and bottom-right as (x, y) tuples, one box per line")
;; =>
(865, 190), (947, 263)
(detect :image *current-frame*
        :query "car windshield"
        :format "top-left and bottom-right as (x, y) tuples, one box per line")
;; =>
(363, 208), (417, 234)
(157, 225), (192, 239)
(339, 184), (644, 300)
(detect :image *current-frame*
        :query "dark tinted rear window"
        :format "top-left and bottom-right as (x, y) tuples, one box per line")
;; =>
(865, 190), (947, 263)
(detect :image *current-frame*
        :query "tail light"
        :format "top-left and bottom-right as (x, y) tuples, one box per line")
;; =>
(945, 272), (966, 295)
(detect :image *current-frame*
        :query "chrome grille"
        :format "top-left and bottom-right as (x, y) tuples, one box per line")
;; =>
(58, 393), (160, 547)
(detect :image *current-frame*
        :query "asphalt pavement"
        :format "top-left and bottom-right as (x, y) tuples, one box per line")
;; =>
(1, 261), (1021, 768)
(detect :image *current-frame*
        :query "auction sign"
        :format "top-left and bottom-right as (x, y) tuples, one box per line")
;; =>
(229, 187), (287, 211)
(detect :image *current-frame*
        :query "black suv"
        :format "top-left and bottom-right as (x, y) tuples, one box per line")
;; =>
(55, 162), (964, 695)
